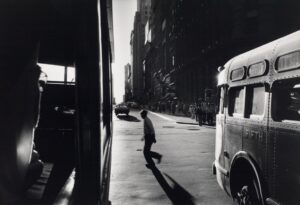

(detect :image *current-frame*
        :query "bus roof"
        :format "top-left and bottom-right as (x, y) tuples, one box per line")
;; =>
(218, 30), (300, 85)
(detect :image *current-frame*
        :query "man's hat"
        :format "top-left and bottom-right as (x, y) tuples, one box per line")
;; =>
(140, 110), (148, 116)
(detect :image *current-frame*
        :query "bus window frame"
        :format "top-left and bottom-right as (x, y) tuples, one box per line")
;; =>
(228, 84), (267, 120)
(275, 50), (300, 73)
(271, 79), (300, 123)
(247, 60), (269, 78)
(228, 86), (246, 118)
(245, 84), (266, 121)
(39, 64), (76, 84)
(217, 86), (227, 115)
(230, 66), (246, 82)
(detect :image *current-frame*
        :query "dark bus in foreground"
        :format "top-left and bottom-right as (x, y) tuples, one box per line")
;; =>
(213, 31), (300, 205)
(0, 0), (113, 204)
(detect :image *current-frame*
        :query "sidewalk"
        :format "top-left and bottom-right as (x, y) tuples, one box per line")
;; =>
(148, 110), (216, 128)
(110, 109), (231, 205)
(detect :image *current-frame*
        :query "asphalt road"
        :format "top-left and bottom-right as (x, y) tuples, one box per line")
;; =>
(109, 109), (234, 205)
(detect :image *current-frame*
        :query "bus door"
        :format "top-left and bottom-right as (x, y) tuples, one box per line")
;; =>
(224, 86), (245, 191)
(215, 85), (227, 190)
(269, 79), (300, 204)
(241, 84), (268, 177)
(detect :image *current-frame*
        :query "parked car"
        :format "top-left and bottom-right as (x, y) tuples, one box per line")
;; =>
(114, 103), (130, 116)
(126, 101), (140, 109)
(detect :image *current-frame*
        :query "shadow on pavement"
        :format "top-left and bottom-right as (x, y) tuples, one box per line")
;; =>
(117, 115), (141, 122)
(150, 166), (196, 205)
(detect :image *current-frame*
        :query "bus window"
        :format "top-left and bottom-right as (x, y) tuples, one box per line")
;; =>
(218, 87), (226, 114)
(40, 64), (65, 82)
(39, 64), (75, 83)
(67, 67), (75, 82)
(272, 80), (300, 122)
(245, 85), (265, 119)
(229, 87), (245, 117)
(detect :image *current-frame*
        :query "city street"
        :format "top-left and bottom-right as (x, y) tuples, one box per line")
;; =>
(109, 109), (234, 205)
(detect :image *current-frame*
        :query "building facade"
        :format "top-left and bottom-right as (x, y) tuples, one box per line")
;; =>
(124, 63), (132, 101)
(142, 0), (300, 106)
(130, 0), (151, 103)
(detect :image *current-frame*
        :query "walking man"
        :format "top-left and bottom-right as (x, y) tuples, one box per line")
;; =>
(140, 110), (162, 169)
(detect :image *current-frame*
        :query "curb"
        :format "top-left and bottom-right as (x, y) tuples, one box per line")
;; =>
(176, 121), (216, 129)
(176, 122), (199, 125)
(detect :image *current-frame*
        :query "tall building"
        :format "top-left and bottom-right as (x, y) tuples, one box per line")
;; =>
(124, 63), (132, 101)
(143, 0), (300, 106)
(137, 0), (151, 24)
(130, 0), (151, 103)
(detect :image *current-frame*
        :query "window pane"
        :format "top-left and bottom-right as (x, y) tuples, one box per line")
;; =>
(39, 64), (64, 82)
(67, 67), (75, 82)
(231, 67), (245, 81)
(250, 86), (265, 115)
(248, 61), (267, 78)
(277, 51), (300, 72)
(229, 87), (244, 116)
(219, 87), (225, 114)
(273, 81), (300, 122)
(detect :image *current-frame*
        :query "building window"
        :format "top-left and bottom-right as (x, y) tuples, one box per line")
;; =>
(272, 80), (300, 122)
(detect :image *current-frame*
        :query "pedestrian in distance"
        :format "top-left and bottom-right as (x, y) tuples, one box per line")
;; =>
(196, 98), (204, 126)
(140, 110), (162, 169)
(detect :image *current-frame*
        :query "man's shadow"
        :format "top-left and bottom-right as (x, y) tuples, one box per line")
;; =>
(149, 166), (196, 205)
(117, 115), (141, 122)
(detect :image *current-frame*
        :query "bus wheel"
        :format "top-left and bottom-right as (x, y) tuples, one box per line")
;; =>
(236, 178), (262, 205)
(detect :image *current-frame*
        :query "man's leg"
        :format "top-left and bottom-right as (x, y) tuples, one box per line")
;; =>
(149, 151), (162, 163)
(143, 141), (155, 166)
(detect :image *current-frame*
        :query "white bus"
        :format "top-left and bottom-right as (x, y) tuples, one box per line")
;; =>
(214, 30), (300, 205)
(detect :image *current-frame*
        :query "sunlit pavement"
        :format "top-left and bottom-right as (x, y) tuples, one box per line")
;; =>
(109, 109), (234, 205)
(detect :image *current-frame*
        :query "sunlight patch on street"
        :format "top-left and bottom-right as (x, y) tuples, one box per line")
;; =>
(149, 111), (176, 122)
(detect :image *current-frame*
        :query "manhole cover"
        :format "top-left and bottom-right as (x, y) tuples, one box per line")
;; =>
(136, 149), (142, 151)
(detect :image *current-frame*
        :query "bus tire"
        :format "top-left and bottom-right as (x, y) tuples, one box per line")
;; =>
(236, 176), (263, 205)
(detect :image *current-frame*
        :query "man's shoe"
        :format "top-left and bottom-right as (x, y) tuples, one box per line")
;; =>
(145, 164), (155, 169)
(157, 155), (162, 164)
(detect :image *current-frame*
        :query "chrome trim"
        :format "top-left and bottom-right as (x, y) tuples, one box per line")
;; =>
(215, 161), (229, 176)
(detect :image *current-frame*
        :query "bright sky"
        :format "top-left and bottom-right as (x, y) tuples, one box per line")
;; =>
(112, 0), (137, 103)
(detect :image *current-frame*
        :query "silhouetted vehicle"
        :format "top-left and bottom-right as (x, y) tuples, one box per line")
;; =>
(0, 0), (114, 204)
(126, 101), (140, 109)
(213, 30), (300, 205)
(115, 104), (130, 116)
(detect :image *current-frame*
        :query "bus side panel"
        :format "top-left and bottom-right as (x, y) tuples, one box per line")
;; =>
(224, 118), (243, 193)
(269, 124), (300, 204)
(242, 120), (268, 184)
